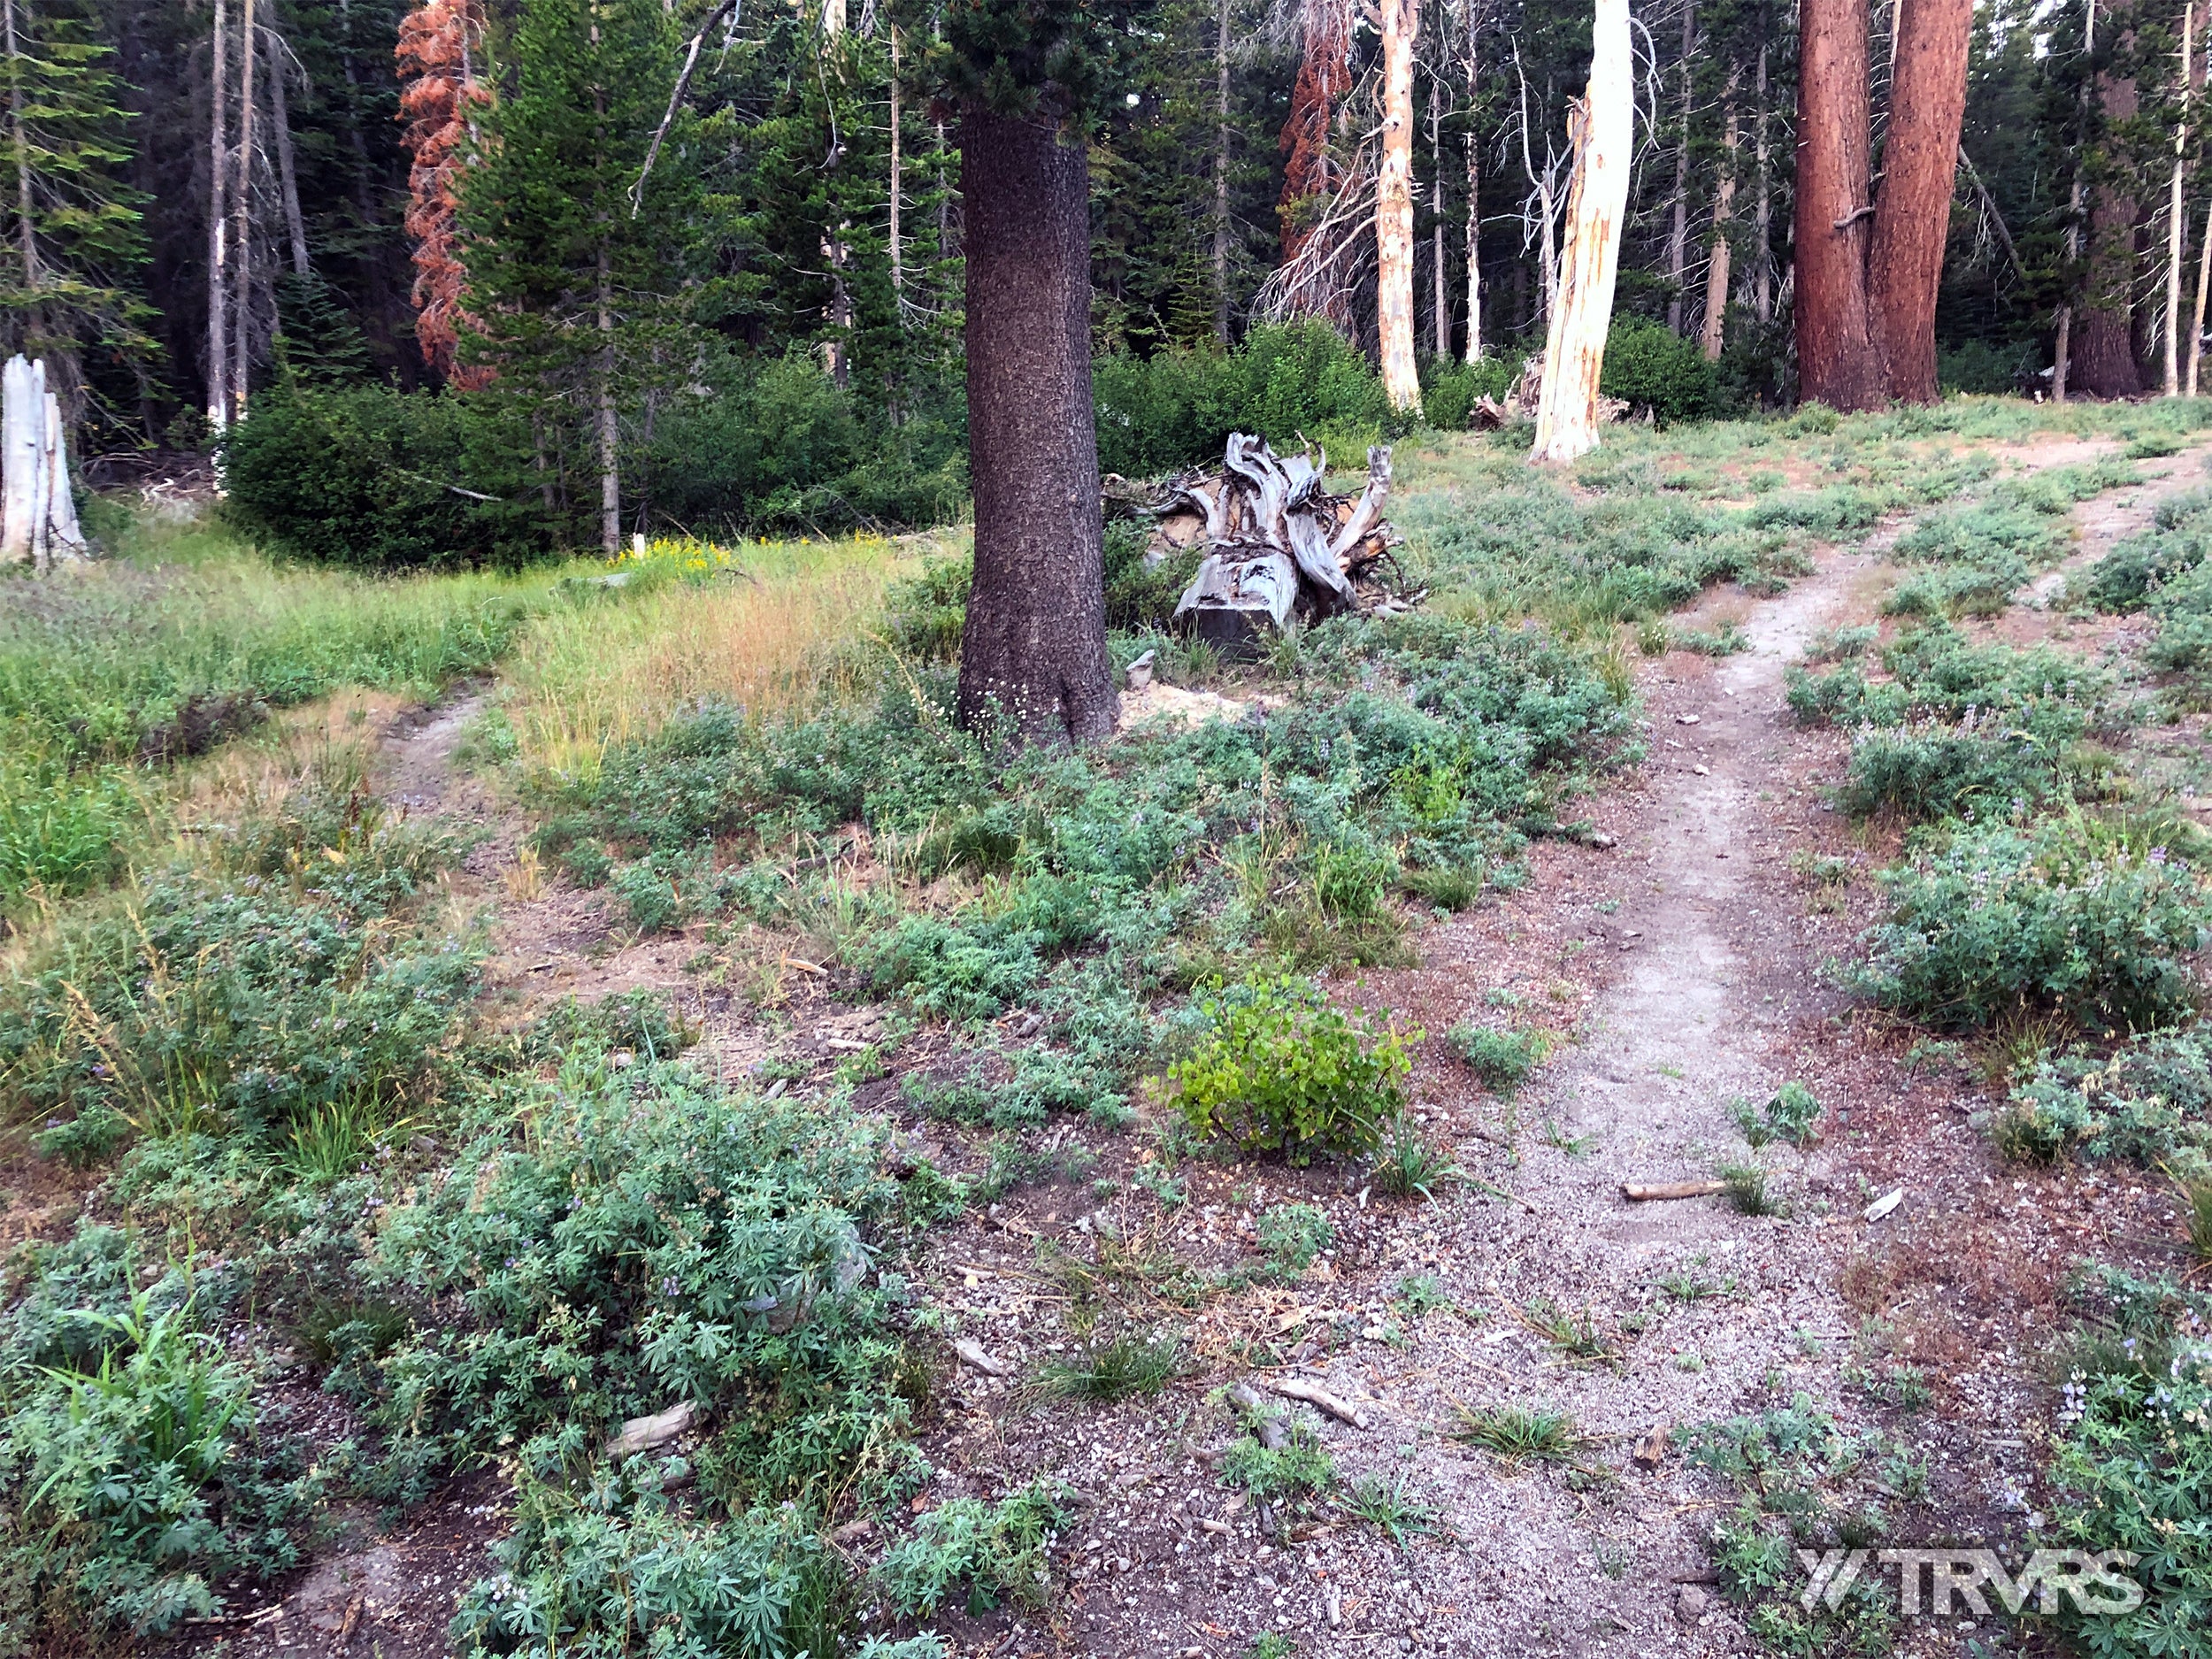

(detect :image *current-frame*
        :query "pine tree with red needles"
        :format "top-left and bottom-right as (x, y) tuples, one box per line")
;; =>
(396, 0), (490, 386)
(1276, 0), (1353, 326)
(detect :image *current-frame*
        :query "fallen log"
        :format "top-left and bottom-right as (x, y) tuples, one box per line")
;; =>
(1621, 1179), (1727, 1202)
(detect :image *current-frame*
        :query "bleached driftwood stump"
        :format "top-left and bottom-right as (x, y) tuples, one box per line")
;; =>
(2, 356), (87, 573)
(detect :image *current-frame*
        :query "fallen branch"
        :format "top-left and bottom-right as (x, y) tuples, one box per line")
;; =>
(1621, 1179), (1726, 1202)
(1267, 1376), (1371, 1428)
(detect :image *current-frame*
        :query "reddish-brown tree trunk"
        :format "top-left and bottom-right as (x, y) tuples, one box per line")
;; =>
(955, 105), (1118, 747)
(1867, 0), (1973, 401)
(2074, 68), (2144, 396)
(1793, 0), (1884, 410)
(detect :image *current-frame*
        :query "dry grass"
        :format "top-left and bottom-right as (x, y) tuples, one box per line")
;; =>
(498, 530), (956, 786)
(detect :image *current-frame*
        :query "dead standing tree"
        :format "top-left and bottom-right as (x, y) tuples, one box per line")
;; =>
(1530, 0), (1633, 464)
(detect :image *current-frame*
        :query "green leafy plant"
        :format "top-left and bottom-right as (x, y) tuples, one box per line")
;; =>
(1256, 1202), (1333, 1274)
(1732, 1081), (1821, 1150)
(876, 1483), (1071, 1619)
(1718, 1160), (1782, 1217)
(1343, 1471), (1438, 1546)
(1844, 810), (2212, 1035)
(1038, 1327), (1183, 1402)
(1219, 1423), (1337, 1505)
(1371, 1114), (1461, 1199)
(1168, 978), (1414, 1164)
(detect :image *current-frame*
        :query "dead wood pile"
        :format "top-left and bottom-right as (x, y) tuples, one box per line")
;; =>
(1462, 352), (1628, 431)
(1117, 434), (1412, 656)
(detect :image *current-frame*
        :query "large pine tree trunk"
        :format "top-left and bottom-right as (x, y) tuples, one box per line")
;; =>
(2076, 66), (2143, 396)
(1794, 0), (1884, 410)
(956, 105), (1118, 747)
(1531, 0), (1633, 464)
(1866, 0), (1972, 402)
(1377, 0), (1421, 412)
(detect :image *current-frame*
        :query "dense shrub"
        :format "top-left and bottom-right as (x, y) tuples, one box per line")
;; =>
(1999, 1030), (2212, 1170)
(223, 385), (553, 569)
(1093, 322), (1397, 478)
(1598, 318), (1720, 424)
(0, 780), (473, 1164)
(646, 348), (968, 536)
(2081, 491), (2212, 612)
(1167, 977), (1414, 1164)
(1787, 622), (2116, 746)
(1420, 352), (1521, 431)
(1444, 1023), (1549, 1095)
(1835, 725), (2079, 822)
(1845, 812), (2212, 1034)
(875, 1483), (1069, 1618)
(1937, 339), (2039, 395)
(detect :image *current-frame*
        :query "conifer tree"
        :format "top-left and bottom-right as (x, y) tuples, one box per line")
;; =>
(457, 0), (697, 550)
(0, 0), (152, 433)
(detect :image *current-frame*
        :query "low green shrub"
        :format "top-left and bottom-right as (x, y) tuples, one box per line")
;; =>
(1218, 1421), (1336, 1504)
(1732, 1081), (1820, 1149)
(876, 1482), (1069, 1618)
(1844, 811), (2212, 1034)
(1256, 1202), (1333, 1272)
(1835, 725), (2077, 822)
(1167, 978), (1413, 1164)
(2080, 491), (2212, 612)
(1997, 1030), (2212, 1171)
(449, 1471), (853, 1658)
(357, 1058), (918, 1504)
(1787, 621), (2116, 747)
(0, 1242), (326, 1640)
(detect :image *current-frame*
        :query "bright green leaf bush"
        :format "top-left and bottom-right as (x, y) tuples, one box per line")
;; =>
(1167, 978), (1413, 1164)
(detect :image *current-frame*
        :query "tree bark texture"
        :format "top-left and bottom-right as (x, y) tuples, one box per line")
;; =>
(1464, 9), (1483, 361)
(1865, 0), (1973, 403)
(232, 0), (257, 423)
(2193, 199), (2210, 396)
(1215, 0), (1232, 342)
(956, 105), (1118, 748)
(1377, 0), (1421, 412)
(1754, 41), (1772, 323)
(2163, 1), (2193, 396)
(1531, 0), (1632, 464)
(1431, 88), (1448, 356)
(1793, 0), (1884, 410)
(2075, 65), (2142, 396)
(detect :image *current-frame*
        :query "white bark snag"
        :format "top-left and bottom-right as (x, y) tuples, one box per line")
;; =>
(888, 26), (903, 302)
(207, 0), (230, 433)
(1377, 0), (1422, 414)
(267, 22), (310, 278)
(3, 356), (84, 572)
(2165, 0), (2195, 397)
(1214, 0), (1232, 343)
(1531, 0), (1632, 465)
(1463, 8), (1483, 361)
(1701, 83), (1740, 361)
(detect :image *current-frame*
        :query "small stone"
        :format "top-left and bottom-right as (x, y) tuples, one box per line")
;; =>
(1676, 713), (1701, 725)
(1676, 1585), (1709, 1624)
